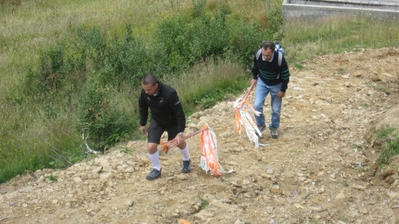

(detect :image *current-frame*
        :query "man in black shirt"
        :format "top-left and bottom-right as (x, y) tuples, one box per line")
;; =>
(139, 74), (190, 180)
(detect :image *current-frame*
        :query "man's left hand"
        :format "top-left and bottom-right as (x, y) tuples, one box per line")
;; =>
(278, 91), (285, 99)
(175, 133), (184, 145)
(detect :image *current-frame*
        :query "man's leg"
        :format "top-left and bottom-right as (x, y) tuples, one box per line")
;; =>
(147, 143), (160, 170)
(179, 142), (191, 173)
(269, 83), (282, 138)
(167, 127), (190, 173)
(146, 119), (164, 180)
(253, 79), (269, 130)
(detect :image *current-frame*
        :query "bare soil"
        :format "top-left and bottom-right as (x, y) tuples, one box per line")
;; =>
(1, 47), (399, 224)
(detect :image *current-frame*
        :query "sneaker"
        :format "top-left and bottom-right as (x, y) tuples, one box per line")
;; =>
(181, 160), (191, 173)
(146, 168), (161, 181)
(256, 124), (266, 136)
(270, 128), (279, 139)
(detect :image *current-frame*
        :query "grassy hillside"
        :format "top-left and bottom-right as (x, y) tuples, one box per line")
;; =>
(1, 0), (398, 184)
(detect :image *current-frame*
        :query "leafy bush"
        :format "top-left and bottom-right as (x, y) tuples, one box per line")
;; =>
(225, 20), (265, 65)
(77, 25), (160, 87)
(24, 24), (153, 152)
(77, 77), (134, 151)
(25, 41), (87, 98)
(155, 1), (273, 69)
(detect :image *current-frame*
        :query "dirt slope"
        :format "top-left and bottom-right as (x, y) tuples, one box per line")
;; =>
(1, 47), (399, 224)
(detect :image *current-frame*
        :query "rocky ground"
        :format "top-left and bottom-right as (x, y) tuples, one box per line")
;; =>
(1, 47), (399, 224)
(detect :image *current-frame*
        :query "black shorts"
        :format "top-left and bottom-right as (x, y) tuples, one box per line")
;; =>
(147, 119), (178, 144)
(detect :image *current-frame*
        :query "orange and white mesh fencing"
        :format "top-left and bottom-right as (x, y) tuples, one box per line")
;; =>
(159, 125), (232, 176)
(200, 125), (233, 176)
(234, 84), (268, 148)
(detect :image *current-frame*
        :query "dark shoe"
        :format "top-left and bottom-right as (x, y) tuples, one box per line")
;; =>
(256, 124), (266, 136)
(258, 124), (266, 132)
(270, 128), (279, 139)
(146, 168), (161, 181)
(181, 160), (191, 173)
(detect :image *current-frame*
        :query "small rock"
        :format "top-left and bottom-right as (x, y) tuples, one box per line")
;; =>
(234, 219), (245, 224)
(124, 199), (134, 207)
(380, 168), (395, 179)
(100, 172), (114, 179)
(92, 166), (103, 173)
(73, 177), (82, 183)
(124, 167), (134, 173)
(370, 75), (381, 82)
(176, 174), (188, 180)
(352, 184), (366, 191)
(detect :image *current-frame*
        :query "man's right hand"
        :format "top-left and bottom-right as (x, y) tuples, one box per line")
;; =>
(251, 79), (257, 87)
(140, 126), (147, 135)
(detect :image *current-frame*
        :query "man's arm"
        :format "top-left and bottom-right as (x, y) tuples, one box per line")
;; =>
(169, 92), (186, 133)
(138, 92), (149, 127)
(251, 52), (259, 80)
(280, 56), (290, 92)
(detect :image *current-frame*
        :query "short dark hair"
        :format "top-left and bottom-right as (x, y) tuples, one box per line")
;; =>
(142, 73), (158, 86)
(261, 41), (275, 52)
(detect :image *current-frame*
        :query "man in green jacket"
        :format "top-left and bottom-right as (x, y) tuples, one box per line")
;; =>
(251, 41), (290, 139)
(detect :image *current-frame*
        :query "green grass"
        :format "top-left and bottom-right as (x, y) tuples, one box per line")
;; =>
(197, 197), (209, 212)
(169, 60), (248, 111)
(1, 0), (399, 184)
(283, 15), (399, 63)
(376, 127), (396, 140)
(48, 174), (58, 182)
(376, 127), (399, 166)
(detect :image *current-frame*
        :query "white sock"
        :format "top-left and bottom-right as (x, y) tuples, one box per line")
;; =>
(148, 151), (161, 171)
(179, 144), (190, 161)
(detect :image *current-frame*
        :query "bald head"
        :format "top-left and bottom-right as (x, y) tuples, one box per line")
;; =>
(141, 73), (158, 86)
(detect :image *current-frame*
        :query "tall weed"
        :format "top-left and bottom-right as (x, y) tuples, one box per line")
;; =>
(0, 112), (84, 183)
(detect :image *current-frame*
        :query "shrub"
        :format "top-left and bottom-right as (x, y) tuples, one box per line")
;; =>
(155, 1), (272, 70)
(77, 77), (134, 151)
